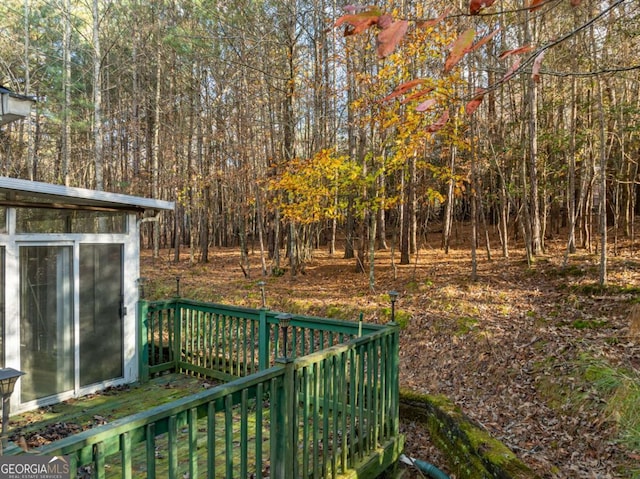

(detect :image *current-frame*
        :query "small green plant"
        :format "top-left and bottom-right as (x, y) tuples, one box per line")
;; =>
(405, 281), (419, 292)
(571, 319), (609, 330)
(571, 283), (606, 295)
(326, 305), (349, 319)
(618, 285), (640, 296)
(394, 310), (411, 329)
(552, 265), (586, 278)
(381, 306), (411, 329)
(271, 267), (286, 277)
(455, 316), (478, 336)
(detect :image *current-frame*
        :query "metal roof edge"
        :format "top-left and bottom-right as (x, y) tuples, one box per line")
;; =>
(0, 176), (175, 211)
(0, 86), (37, 102)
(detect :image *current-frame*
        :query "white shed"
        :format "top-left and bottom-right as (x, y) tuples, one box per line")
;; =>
(0, 176), (174, 412)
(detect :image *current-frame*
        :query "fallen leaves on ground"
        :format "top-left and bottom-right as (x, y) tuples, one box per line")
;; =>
(144, 234), (639, 478)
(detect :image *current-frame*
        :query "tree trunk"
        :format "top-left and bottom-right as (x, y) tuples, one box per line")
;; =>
(368, 208), (377, 291)
(442, 145), (456, 254)
(92, 0), (104, 190)
(410, 154), (418, 255)
(470, 122), (478, 280)
(151, 14), (161, 259)
(60, 0), (71, 186)
(564, 76), (578, 266)
(377, 172), (388, 250)
(400, 165), (411, 265)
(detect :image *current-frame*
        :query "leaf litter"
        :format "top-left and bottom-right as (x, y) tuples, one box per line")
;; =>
(141, 240), (639, 478)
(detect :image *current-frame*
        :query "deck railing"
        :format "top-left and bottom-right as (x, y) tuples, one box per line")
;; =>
(25, 299), (403, 478)
(140, 298), (385, 381)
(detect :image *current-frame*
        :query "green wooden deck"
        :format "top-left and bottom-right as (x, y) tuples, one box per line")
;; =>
(6, 299), (403, 479)
(9, 374), (272, 478)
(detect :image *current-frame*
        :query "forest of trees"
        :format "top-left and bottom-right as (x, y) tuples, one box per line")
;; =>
(1, 0), (639, 286)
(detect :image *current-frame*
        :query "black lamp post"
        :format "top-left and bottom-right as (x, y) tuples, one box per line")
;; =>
(175, 276), (181, 297)
(0, 368), (25, 451)
(389, 290), (399, 323)
(277, 313), (292, 360)
(258, 281), (267, 309)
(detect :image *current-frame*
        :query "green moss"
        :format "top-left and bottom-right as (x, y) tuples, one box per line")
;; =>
(399, 390), (540, 479)
(460, 421), (522, 467)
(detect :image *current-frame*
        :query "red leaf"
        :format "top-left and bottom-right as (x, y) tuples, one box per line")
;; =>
(417, 8), (451, 29)
(503, 57), (521, 82)
(416, 98), (438, 112)
(377, 14), (393, 30)
(468, 28), (500, 52)
(529, 0), (546, 11)
(335, 7), (382, 36)
(381, 79), (425, 102)
(377, 20), (409, 58)
(531, 50), (545, 83)
(426, 111), (450, 132)
(470, 0), (497, 15)
(400, 87), (435, 104)
(444, 29), (475, 73)
(569, 0), (581, 5)
(499, 44), (533, 60)
(465, 88), (486, 115)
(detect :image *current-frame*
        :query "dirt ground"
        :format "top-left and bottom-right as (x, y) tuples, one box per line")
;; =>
(141, 232), (640, 478)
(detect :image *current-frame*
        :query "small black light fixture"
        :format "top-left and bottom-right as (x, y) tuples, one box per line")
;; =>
(276, 313), (293, 360)
(0, 86), (36, 125)
(0, 368), (25, 450)
(258, 281), (267, 309)
(389, 290), (399, 323)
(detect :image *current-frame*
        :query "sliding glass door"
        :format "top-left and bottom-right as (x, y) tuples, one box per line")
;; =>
(19, 243), (124, 402)
(79, 244), (123, 386)
(20, 246), (74, 402)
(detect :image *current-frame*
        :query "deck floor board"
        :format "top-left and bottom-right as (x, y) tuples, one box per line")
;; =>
(11, 374), (214, 447)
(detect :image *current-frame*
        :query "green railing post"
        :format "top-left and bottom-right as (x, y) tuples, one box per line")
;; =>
(258, 308), (269, 371)
(390, 325), (400, 438)
(138, 300), (150, 383)
(271, 358), (295, 479)
(174, 300), (182, 372)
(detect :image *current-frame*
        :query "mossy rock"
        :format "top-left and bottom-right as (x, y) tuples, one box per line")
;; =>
(399, 389), (541, 479)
